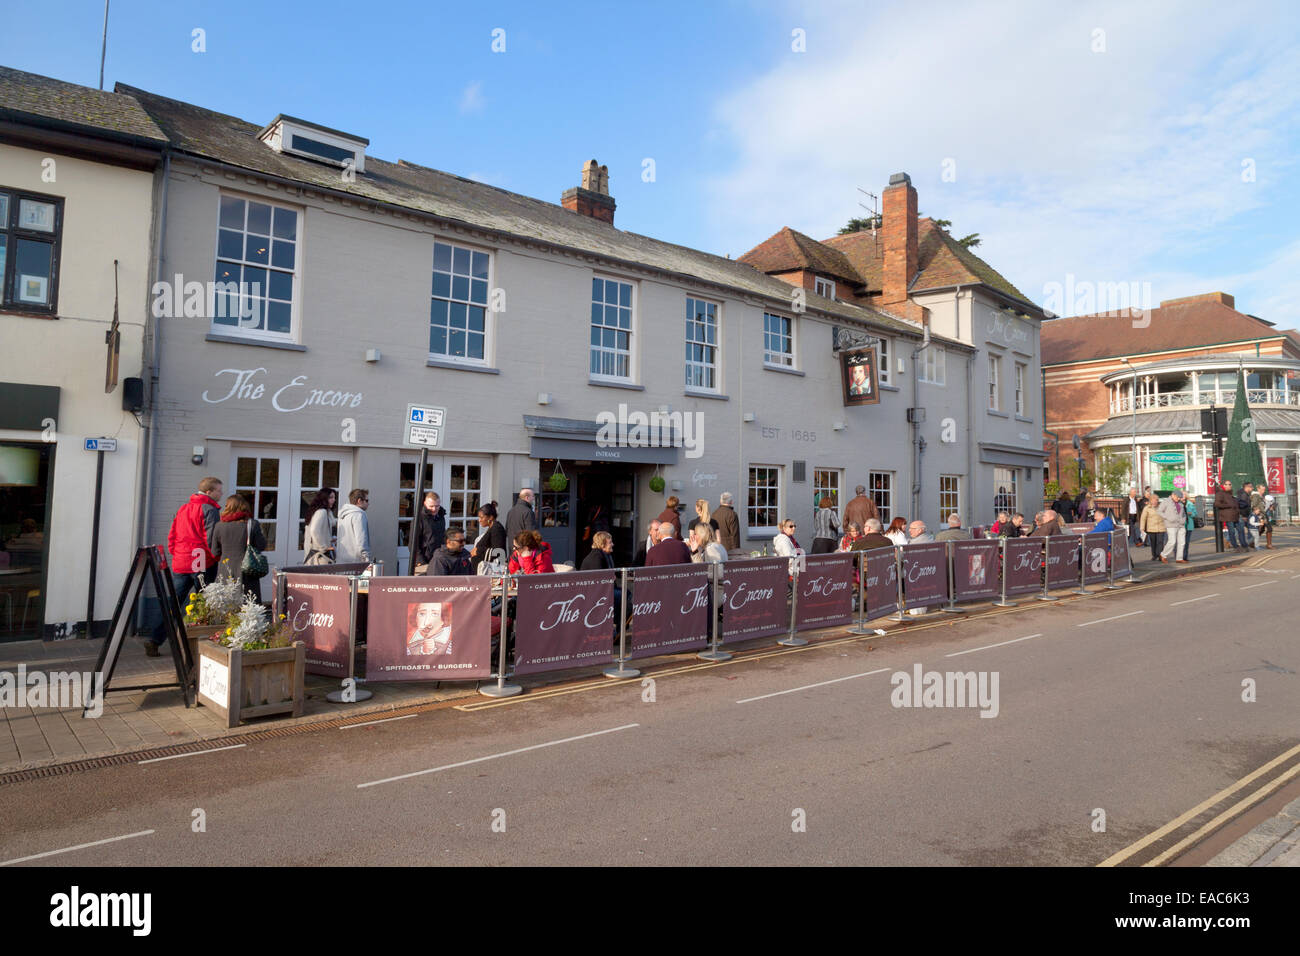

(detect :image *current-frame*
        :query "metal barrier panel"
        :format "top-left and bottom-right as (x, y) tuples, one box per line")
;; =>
(1003, 538), (1045, 596)
(1045, 535), (1081, 590)
(627, 564), (711, 659)
(794, 553), (856, 631)
(1112, 532), (1133, 578)
(863, 547), (901, 618)
(364, 576), (493, 681)
(512, 570), (618, 675)
(721, 557), (789, 642)
(900, 543), (947, 608)
(283, 573), (354, 677)
(950, 539), (1001, 602)
(1082, 533), (1110, 585)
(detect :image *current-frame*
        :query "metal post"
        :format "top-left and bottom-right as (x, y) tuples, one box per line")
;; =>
(1103, 530), (1123, 589)
(480, 573), (521, 697)
(410, 447), (429, 575)
(1037, 538), (1058, 601)
(698, 561), (730, 661)
(1073, 536), (1092, 595)
(992, 537), (1017, 607)
(942, 541), (965, 613)
(892, 546), (907, 623)
(847, 549), (873, 634)
(85, 448), (106, 639)
(778, 557), (807, 646)
(604, 567), (640, 679)
(328, 574), (371, 702)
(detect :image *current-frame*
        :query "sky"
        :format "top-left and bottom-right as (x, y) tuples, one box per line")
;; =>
(5, 0), (1300, 325)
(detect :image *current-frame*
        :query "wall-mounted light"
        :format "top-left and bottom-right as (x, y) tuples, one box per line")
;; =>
(832, 422), (846, 431)
(670, 480), (684, 491)
(365, 348), (381, 363)
(537, 393), (552, 405)
(742, 412), (755, 423)
(192, 445), (206, 466)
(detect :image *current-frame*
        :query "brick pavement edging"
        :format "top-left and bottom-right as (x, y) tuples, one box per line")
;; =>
(0, 544), (1285, 776)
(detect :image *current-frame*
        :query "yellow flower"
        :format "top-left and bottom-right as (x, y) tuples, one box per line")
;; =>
(225, 627), (233, 635)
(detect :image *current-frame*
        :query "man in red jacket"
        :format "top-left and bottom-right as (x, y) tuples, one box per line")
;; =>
(145, 477), (222, 656)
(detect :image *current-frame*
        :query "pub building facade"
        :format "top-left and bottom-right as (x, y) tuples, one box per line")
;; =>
(0, 68), (165, 641)
(115, 81), (1044, 577)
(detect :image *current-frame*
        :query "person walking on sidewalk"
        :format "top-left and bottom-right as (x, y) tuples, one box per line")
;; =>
(408, 491), (446, 575)
(1262, 495), (1277, 549)
(1140, 492), (1167, 562)
(1237, 483), (1257, 549)
(811, 495), (841, 553)
(713, 492), (741, 553)
(145, 476), (222, 656)
(1157, 491), (1187, 564)
(1125, 486), (1142, 545)
(336, 489), (373, 567)
(302, 487), (338, 565)
(1181, 496), (1199, 561)
(1215, 480), (1247, 552)
(209, 493), (268, 602)
(844, 485), (878, 531)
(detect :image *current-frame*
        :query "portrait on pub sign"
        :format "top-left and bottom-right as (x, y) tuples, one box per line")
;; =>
(840, 346), (880, 406)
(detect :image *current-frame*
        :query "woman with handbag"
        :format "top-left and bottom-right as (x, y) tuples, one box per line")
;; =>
(1181, 496), (1198, 560)
(303, 487), (337, 566)
(209, 493), (269, 602)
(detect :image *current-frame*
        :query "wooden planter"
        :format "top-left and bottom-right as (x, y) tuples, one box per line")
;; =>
(196, 640), (306, 728)
(183, 624), (225, 677)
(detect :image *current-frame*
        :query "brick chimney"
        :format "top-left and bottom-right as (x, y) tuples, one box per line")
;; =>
(561, 159), (615, 225)
(881, 172), (918, 305)
(1158, 291), (1235, 310)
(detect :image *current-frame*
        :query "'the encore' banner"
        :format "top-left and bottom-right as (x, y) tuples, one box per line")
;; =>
(1046, 535), (1081, 590)
(901, 543), (947, 607)
(795, 553), (855, 631)
(628, 565), (711, 659)
(1112, 532), (1132, 578)
(365, 577), (492, 680)
(1082, 533), (1110, 584)
(284, 573), (353, 677)
(513, 570), (617, 675)
(1003, 538), (1044, 595)
(721, 558), (788, 642)
(950, 540), (1000, 602)
(863, 548), (900, 618)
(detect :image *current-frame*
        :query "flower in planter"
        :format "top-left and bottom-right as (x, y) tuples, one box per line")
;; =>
(220, 598), (294, 651)
(186, 578), (245, 626)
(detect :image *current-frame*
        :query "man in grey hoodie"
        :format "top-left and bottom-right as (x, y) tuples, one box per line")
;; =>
(337, 488), (373, 566)
(1157, 491), (1186, 564)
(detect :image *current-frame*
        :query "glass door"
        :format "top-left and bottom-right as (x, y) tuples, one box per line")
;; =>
(232, 447), (351, 568)
(292, 451), (350, 559)
(395, 455), (490, 574)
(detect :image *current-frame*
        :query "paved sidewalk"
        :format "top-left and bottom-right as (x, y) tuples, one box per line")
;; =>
(1206, 796), (1300, 867)
(0, 537), (1288, 774)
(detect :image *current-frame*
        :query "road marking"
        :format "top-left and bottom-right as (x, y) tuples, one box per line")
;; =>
(1240, 581), (1276, 590)
(1077, 610), (1144, 627)
(138, 743), (246, 764)
(946, 634), (1043, 658)
(1169, 593), (1218, 606)
(341, 714), (416, 730)
(1144, 761), (1300, 867)
(735, 668), (891, 704)
(1098, 741), (1300, 867)
(0, 830), (155, 867)
(357, 723), (639, 789)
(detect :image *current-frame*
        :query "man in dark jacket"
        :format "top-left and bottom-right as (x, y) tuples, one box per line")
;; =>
(1054, 492), (1075, 523)
(843, 485), (879, 531)
(713, 492), (742, 552)
(645, 523), (692, 566)
(427, 528), (473, 575)
(1215, 480), (1246, 551)
(1239, 482), (1259, 548)
(146, 477), (222, 655)
(505, 487), (538, 545)
(849, 518), (894, 551)
(1029, 509), (1062, 537)
(408, 491), (446, 574)
(633, 519), (661, 567)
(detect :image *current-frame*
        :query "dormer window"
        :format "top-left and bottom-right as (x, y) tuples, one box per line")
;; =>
(814, 276), (836, 299)
(258, 115), (368, 173)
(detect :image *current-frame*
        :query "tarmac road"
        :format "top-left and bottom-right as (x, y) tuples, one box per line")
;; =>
(1, 550), (1297, 867)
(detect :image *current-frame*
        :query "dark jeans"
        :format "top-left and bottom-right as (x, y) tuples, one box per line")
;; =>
(1181, 527), (1193, 561)
(1148, 532), (1166, 561)
(151, 567), (217, 646)
(1129, 514), (1141, 544)
(1224, 519), (1247, 549)
(811, 537), (837, 554)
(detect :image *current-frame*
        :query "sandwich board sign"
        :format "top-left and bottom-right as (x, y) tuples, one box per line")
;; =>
(405, 404), (447, 448)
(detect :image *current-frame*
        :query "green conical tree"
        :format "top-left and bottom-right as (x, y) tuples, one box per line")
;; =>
(1221, 368), (1267, 490)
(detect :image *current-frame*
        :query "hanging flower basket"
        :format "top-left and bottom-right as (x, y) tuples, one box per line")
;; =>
(548, 461), (568, 492)
(649, 475), (666, 494)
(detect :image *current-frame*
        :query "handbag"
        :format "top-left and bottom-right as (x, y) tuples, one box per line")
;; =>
(240, 519), (269, 579)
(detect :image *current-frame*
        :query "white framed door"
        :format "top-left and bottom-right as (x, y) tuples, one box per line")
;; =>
(396, 455), (492, 574)
(231, 446), (353, 568)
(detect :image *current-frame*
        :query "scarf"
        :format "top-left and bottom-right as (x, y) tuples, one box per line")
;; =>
(220, 511), (250, 522)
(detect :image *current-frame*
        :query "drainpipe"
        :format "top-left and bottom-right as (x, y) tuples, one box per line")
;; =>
(138, 148), (171, 558)
(911, 324), (930, 517)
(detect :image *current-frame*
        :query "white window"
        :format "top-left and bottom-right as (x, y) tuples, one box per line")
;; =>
(685, 296), (718, 390)
(590, 276), (634, 380)
(919, 345), (945, 385)
(398, 457), (488, 572)
(430, 240), (490, 362)
(814, 276), (836, 299)
(1015, 362), (1026, 415)
(214, 194), (299, 338)
(993, 467), (1017, 515)
(748, 465), (781, 534)
(988, 354), (1002, 411)
(763, 312), (795, 367)
(878, 338), (891, 385)
(939, 474), (962, 524)
(813, 468), (842, 510)
(869, 471), (893, 525)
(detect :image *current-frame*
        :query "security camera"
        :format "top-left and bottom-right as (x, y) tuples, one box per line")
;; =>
(192, 445), (205, 466)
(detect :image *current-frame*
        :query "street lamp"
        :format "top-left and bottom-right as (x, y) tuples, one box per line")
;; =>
(1120, 357), (1138, 487)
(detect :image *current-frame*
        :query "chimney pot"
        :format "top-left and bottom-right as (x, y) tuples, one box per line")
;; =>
(888, 172), (911, 186)
(563, 159), (616, 225)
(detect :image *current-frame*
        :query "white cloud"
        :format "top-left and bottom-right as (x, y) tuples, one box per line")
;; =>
(459, 81), (485, 114)
(705, 0), (1300, 323)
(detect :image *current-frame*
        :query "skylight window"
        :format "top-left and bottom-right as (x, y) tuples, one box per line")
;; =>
(258, 114), (368, 173)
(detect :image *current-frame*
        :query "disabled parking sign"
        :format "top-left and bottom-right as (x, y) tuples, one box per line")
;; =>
(405, 404), (447, 448)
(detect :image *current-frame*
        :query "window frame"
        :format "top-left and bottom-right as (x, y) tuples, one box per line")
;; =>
(589, 275), (636, 383)
(0, 187), (64, 316)
(212, 191), (302, 342)
(430, 238), (493, 366)
(814, 276), (836, 299)
(938, 474), (962, 524)
(988, 353), (1002, 411)
(878, 338), (891, 385)
(684, 295), (720, 391)
(1014, 362), (1026, 416)
(919, 345), (946, 385)
(868, 471), (894, 525)
(763, 311), (796, 369)
(747, 464), (782, 536)
(993, 467), (1018, 515)
(813, 468), (842, 511)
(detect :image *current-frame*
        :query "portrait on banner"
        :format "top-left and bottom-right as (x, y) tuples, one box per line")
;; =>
(840, 346), (880, 406)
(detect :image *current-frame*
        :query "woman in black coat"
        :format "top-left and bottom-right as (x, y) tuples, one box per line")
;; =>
(209, 494), (268, 602)
(470, 503), (508, 572)
(580, 531), (617, 571)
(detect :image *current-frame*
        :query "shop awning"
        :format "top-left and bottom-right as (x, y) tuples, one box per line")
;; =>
(524, 415), (680, 465)
(978, 442), (1048, 469)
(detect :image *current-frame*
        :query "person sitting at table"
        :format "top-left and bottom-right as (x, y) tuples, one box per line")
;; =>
(509, 530), (555, 574)
(1091, 508), (1115, 533)
(427, 528), (473, 576)
(839, 521), (863, 552)
(470, 503), (508, 573)
(580, 531), (616, 571)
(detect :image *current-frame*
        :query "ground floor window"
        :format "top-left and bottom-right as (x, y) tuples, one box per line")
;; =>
(993, 467), (1017, 516)
(748, 465), (780, 534)
(869, 471), (893, 525)
(399, 457), (488, 548)
(938, 474), (962, 524)
(0, 441), (50, 641)
(813, 468), (841, 509)
(231, 447), (350, 566)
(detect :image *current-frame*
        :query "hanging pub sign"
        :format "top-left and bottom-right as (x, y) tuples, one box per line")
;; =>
(840, 346), (880, 407)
